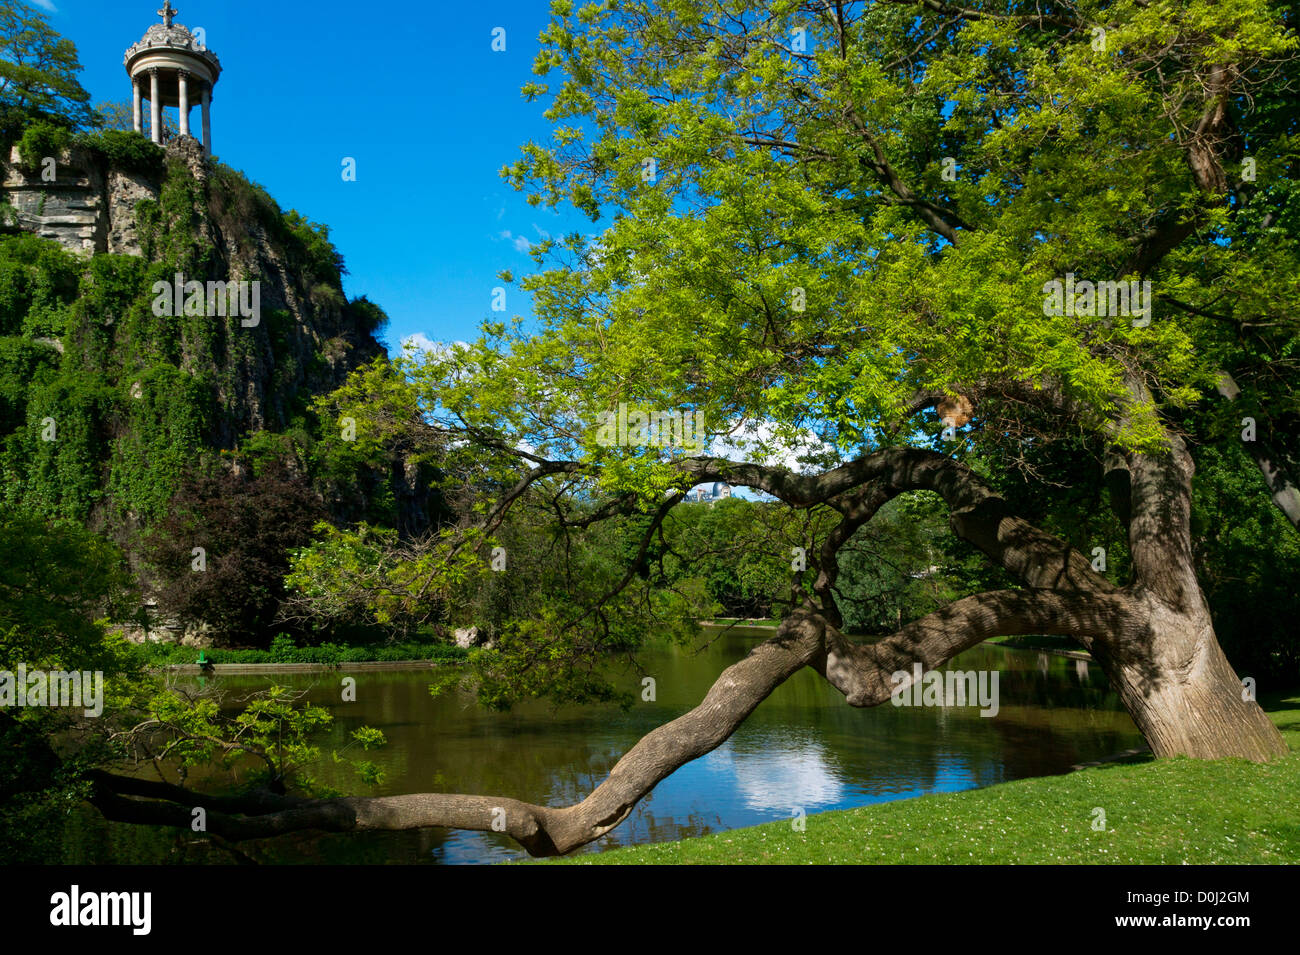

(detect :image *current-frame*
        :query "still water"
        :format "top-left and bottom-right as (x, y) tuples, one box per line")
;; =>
(66, 634), (1141, 864)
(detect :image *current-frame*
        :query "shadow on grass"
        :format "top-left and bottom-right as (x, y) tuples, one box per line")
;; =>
(1260, 691), (1300, 744)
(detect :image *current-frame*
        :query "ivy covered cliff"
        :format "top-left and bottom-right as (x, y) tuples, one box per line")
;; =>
(0, 126), (442, 644)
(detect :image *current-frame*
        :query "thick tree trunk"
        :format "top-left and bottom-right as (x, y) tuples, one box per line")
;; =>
(1092, 593), (1287, 761)
(1094, 386), (1288, 761)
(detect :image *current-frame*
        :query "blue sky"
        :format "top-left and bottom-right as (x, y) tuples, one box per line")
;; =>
(48, 0), (590, 354)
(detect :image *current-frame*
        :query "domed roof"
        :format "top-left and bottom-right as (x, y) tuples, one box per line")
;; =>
(124, 3), (221, 74)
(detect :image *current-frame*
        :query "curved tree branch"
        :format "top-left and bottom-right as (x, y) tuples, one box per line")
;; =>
(813, 588), (1132, 706)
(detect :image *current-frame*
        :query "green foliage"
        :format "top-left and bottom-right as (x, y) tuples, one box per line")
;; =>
(140, 684), (388, 794)
(0, 508), (140, 862)
(108, 364), (213, 519)
(0, 122), (391, 533)
(468, 0), (1299, 495)
(1193, 443), (1300, 680)
(282, 210), (346, 286)
(6, 371), (115, 521)
(72, 129), (164, 180)
(142, 455), (327, 646)
(285, 522), (415, 630)
(0, 231), (79, 338)
(834, 494), (988, 634)
(660, 497), (797, 620)
(0, 507), (136, 673)
(344, 295), (388, 335)
(0, 2), (97, 143)
(16, 119), (68, 167)
(135, 155), (212, 269)
(0, 335), (56, 433)
(127, 634), (469, 667)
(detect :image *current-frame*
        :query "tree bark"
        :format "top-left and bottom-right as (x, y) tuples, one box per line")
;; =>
(1091, 590), (1287, 761)
(1092, 382), (1287, 760)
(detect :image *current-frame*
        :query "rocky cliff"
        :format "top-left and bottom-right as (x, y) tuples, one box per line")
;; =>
(0, 132), (389, 525)
(1, 142), (155, 257)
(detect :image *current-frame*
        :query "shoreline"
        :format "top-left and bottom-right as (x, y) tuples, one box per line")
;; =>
(155, 659), (446, 675)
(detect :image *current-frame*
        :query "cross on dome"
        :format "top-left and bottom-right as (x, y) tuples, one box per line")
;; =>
(157, 2), (178, 27)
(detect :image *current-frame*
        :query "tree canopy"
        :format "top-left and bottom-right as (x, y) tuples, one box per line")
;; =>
(0, 1), (98, 142)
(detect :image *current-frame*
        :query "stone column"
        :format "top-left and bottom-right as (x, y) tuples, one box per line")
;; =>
(201, 84), (212, 156)
(149, 69), (161, 144)
(132, 76), (142, 134)
(178, 70), (190, 138)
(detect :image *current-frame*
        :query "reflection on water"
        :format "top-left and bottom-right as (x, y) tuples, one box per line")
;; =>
(63, 635), (1141, 864)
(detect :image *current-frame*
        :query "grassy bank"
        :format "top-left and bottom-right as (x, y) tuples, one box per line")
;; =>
(552, 694), (1300, 864)
(128, 633), (469, 668)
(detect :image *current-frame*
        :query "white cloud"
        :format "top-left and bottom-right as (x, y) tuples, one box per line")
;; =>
(495, 229), (532, 253)
(400, 333), (470, 358)
(708, 418), (838, 474)
(401, 332), (439, 354)
(30, 0), (56, 9)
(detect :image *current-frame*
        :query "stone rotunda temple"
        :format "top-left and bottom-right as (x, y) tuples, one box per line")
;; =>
(123, 2), (221, 154)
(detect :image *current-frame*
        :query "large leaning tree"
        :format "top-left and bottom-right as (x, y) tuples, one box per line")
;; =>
(88, 0), (1299, 856)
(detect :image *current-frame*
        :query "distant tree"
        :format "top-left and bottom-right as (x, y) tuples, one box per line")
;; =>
(91, 99), (176, 139)
(0, 1), (98, 143)
(662, 497), (800, 620)
(833, 494), (982, 634)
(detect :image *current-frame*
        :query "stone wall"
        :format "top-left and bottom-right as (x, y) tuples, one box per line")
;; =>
(1, 144), (159, 256)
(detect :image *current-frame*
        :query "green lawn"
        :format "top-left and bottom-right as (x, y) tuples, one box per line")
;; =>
(550, 694), (1300, 864)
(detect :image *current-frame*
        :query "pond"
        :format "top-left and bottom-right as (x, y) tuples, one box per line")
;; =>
(64, 633), (1142, 864)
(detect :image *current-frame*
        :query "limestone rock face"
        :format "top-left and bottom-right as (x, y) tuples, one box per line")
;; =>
(194, 163), (384, 445)
(105, 166), (157, 255)
(453, 627), (496, 650)
(5, 146), (112, 254)
(1, 143), (163, 256)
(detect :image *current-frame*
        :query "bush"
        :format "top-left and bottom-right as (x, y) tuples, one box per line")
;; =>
(16, 121), (70, 169)
(345, 296), (389, 335)
(141, 455), (328, 646)
(127, 635), (469, 667)
(72, 129), (164, 180)
(266, 633), (297, 662)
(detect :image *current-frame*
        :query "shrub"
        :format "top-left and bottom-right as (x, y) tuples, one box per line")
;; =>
(73, 129), (164, 180)
(345, 296), (389, 335)
(141, 455), (328, 647)
(16, 121), (70, 169)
